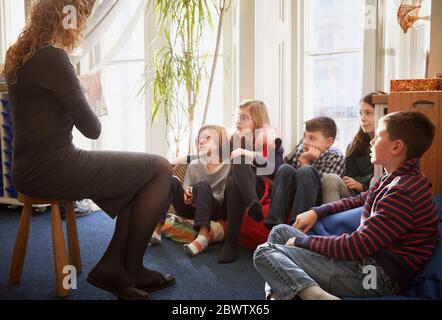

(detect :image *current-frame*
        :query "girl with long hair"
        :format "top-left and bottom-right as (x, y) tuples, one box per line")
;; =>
(219, 100), (284, 263)
(321, 92), (385, 203)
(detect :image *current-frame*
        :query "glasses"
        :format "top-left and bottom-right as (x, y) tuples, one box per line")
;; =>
(233, 113), (252, 122)
(198, 134), (213, 143)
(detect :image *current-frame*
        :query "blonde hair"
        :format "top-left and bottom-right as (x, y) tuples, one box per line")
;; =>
(239, 100), (271, 129)
(5, 0), (96, 82)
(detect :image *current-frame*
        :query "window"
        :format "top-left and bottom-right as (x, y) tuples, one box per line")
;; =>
(0, 0), (26, 60)
(384, 0), (432, 87)
(74, 0), (146, 153)
(162, 4), (225, 159)
(73, 0), (226, 159)
(303, 0), (366, 152)
(98, 1), (146, 153)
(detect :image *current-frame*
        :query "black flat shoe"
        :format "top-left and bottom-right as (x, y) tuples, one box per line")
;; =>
(87, 268), (150, 300)
(136, 271), (176, 292)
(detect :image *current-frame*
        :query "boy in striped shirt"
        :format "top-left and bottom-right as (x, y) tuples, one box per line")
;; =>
(254, 111), (439, 300)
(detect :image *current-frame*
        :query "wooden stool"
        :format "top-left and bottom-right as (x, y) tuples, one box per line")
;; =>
(7, 194), (82, 298)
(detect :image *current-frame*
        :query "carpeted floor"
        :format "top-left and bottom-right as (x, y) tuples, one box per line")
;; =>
(0, 206), (265, 300)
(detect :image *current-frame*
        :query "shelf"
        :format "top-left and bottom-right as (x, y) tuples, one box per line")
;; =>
(372, 94), (388, 105)
(0, 93), (19, 206)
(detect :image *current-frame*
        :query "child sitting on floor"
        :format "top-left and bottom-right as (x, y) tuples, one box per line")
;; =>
(152, 125), (231, 257)
(254, 111), (440, 300)
(264, 117), (345, 229)
(322, 92), (382, 203)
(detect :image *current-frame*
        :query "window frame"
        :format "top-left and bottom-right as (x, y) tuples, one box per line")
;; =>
(0, 0), (27, 63)
(293, 0), (372, 151)
(75, 1), (148, 153)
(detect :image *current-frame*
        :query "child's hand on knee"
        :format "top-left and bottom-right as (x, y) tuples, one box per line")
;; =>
(293, 210), (318, 233)
(343, 176), (364, 192)
(184, 187), (193, 205)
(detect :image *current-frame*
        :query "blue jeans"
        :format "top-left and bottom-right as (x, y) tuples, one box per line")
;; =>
(265, 164), (321, 227)
(253, 225), (399, 300)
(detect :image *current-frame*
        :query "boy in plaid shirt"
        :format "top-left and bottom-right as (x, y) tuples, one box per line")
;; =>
(264, 117), (345, 229)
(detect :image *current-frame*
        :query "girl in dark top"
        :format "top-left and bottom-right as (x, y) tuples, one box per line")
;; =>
(321, 92), (384, 203)
(219, 100), (284, 264)
(5, 0), (174, 300)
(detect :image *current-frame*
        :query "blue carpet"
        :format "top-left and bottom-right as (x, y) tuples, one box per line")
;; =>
(0, 206), (265, 300)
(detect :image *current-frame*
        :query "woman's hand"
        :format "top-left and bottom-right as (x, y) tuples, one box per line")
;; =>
(231, 148), (256, 160)
(343, 177), (364, 193)
(184, 186), (193, 205)
(293, 210), (318, 233)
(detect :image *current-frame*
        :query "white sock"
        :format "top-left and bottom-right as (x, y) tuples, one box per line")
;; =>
(150, 231), (162, 246)
(269, 293), (279, 300)
(298, 285), (340, 300)
(184, 235), (210, 257)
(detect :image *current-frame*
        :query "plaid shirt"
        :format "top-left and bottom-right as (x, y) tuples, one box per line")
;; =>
(287, 143), (345, 177)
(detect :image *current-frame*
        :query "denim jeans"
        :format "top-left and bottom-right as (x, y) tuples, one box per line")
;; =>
(253, 225), (399, 300)
(321, 173), (355, 204)
(265, 164), (321, 226)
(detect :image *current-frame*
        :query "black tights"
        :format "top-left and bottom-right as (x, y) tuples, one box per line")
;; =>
(218, 163), (265, 264)
(95, 157), (172, 287)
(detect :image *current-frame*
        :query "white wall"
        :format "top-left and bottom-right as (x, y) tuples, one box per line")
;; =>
(255, 0), (294, 151)
(239, 0), (255, 101)
(144, 5), (167, 158)
(0, 0), (6, 64)
(429, 0), (442, 76)
(0, 0), (25, 50)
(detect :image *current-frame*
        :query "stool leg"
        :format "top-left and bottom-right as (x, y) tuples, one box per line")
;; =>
(7, 203), (33, 288)
(65, 202), (82, 274)
(51, 204), (70, 298)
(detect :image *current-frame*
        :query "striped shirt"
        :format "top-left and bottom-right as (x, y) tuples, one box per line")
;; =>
(287, 143), (345, 177)
(294, 159), (440, 290)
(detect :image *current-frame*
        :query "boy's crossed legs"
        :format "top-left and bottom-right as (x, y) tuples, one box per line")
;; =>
(253, 225), (399, 300)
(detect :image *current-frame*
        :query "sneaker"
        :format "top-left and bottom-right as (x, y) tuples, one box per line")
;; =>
(74, 200), (92, 218)
(61, 200), (91, 220)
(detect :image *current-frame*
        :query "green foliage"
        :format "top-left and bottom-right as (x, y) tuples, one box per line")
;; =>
(146, 0), (216, 155)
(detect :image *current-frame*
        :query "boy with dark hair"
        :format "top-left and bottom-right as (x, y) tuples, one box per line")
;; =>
(264, 117), (345, 229)
(254, 111), (439, 300)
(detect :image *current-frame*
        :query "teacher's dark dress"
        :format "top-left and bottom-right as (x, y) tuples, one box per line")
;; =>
(7, 46), (157, 218)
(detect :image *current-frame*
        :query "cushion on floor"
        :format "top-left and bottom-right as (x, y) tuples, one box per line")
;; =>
(311, 194), (442, 300)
